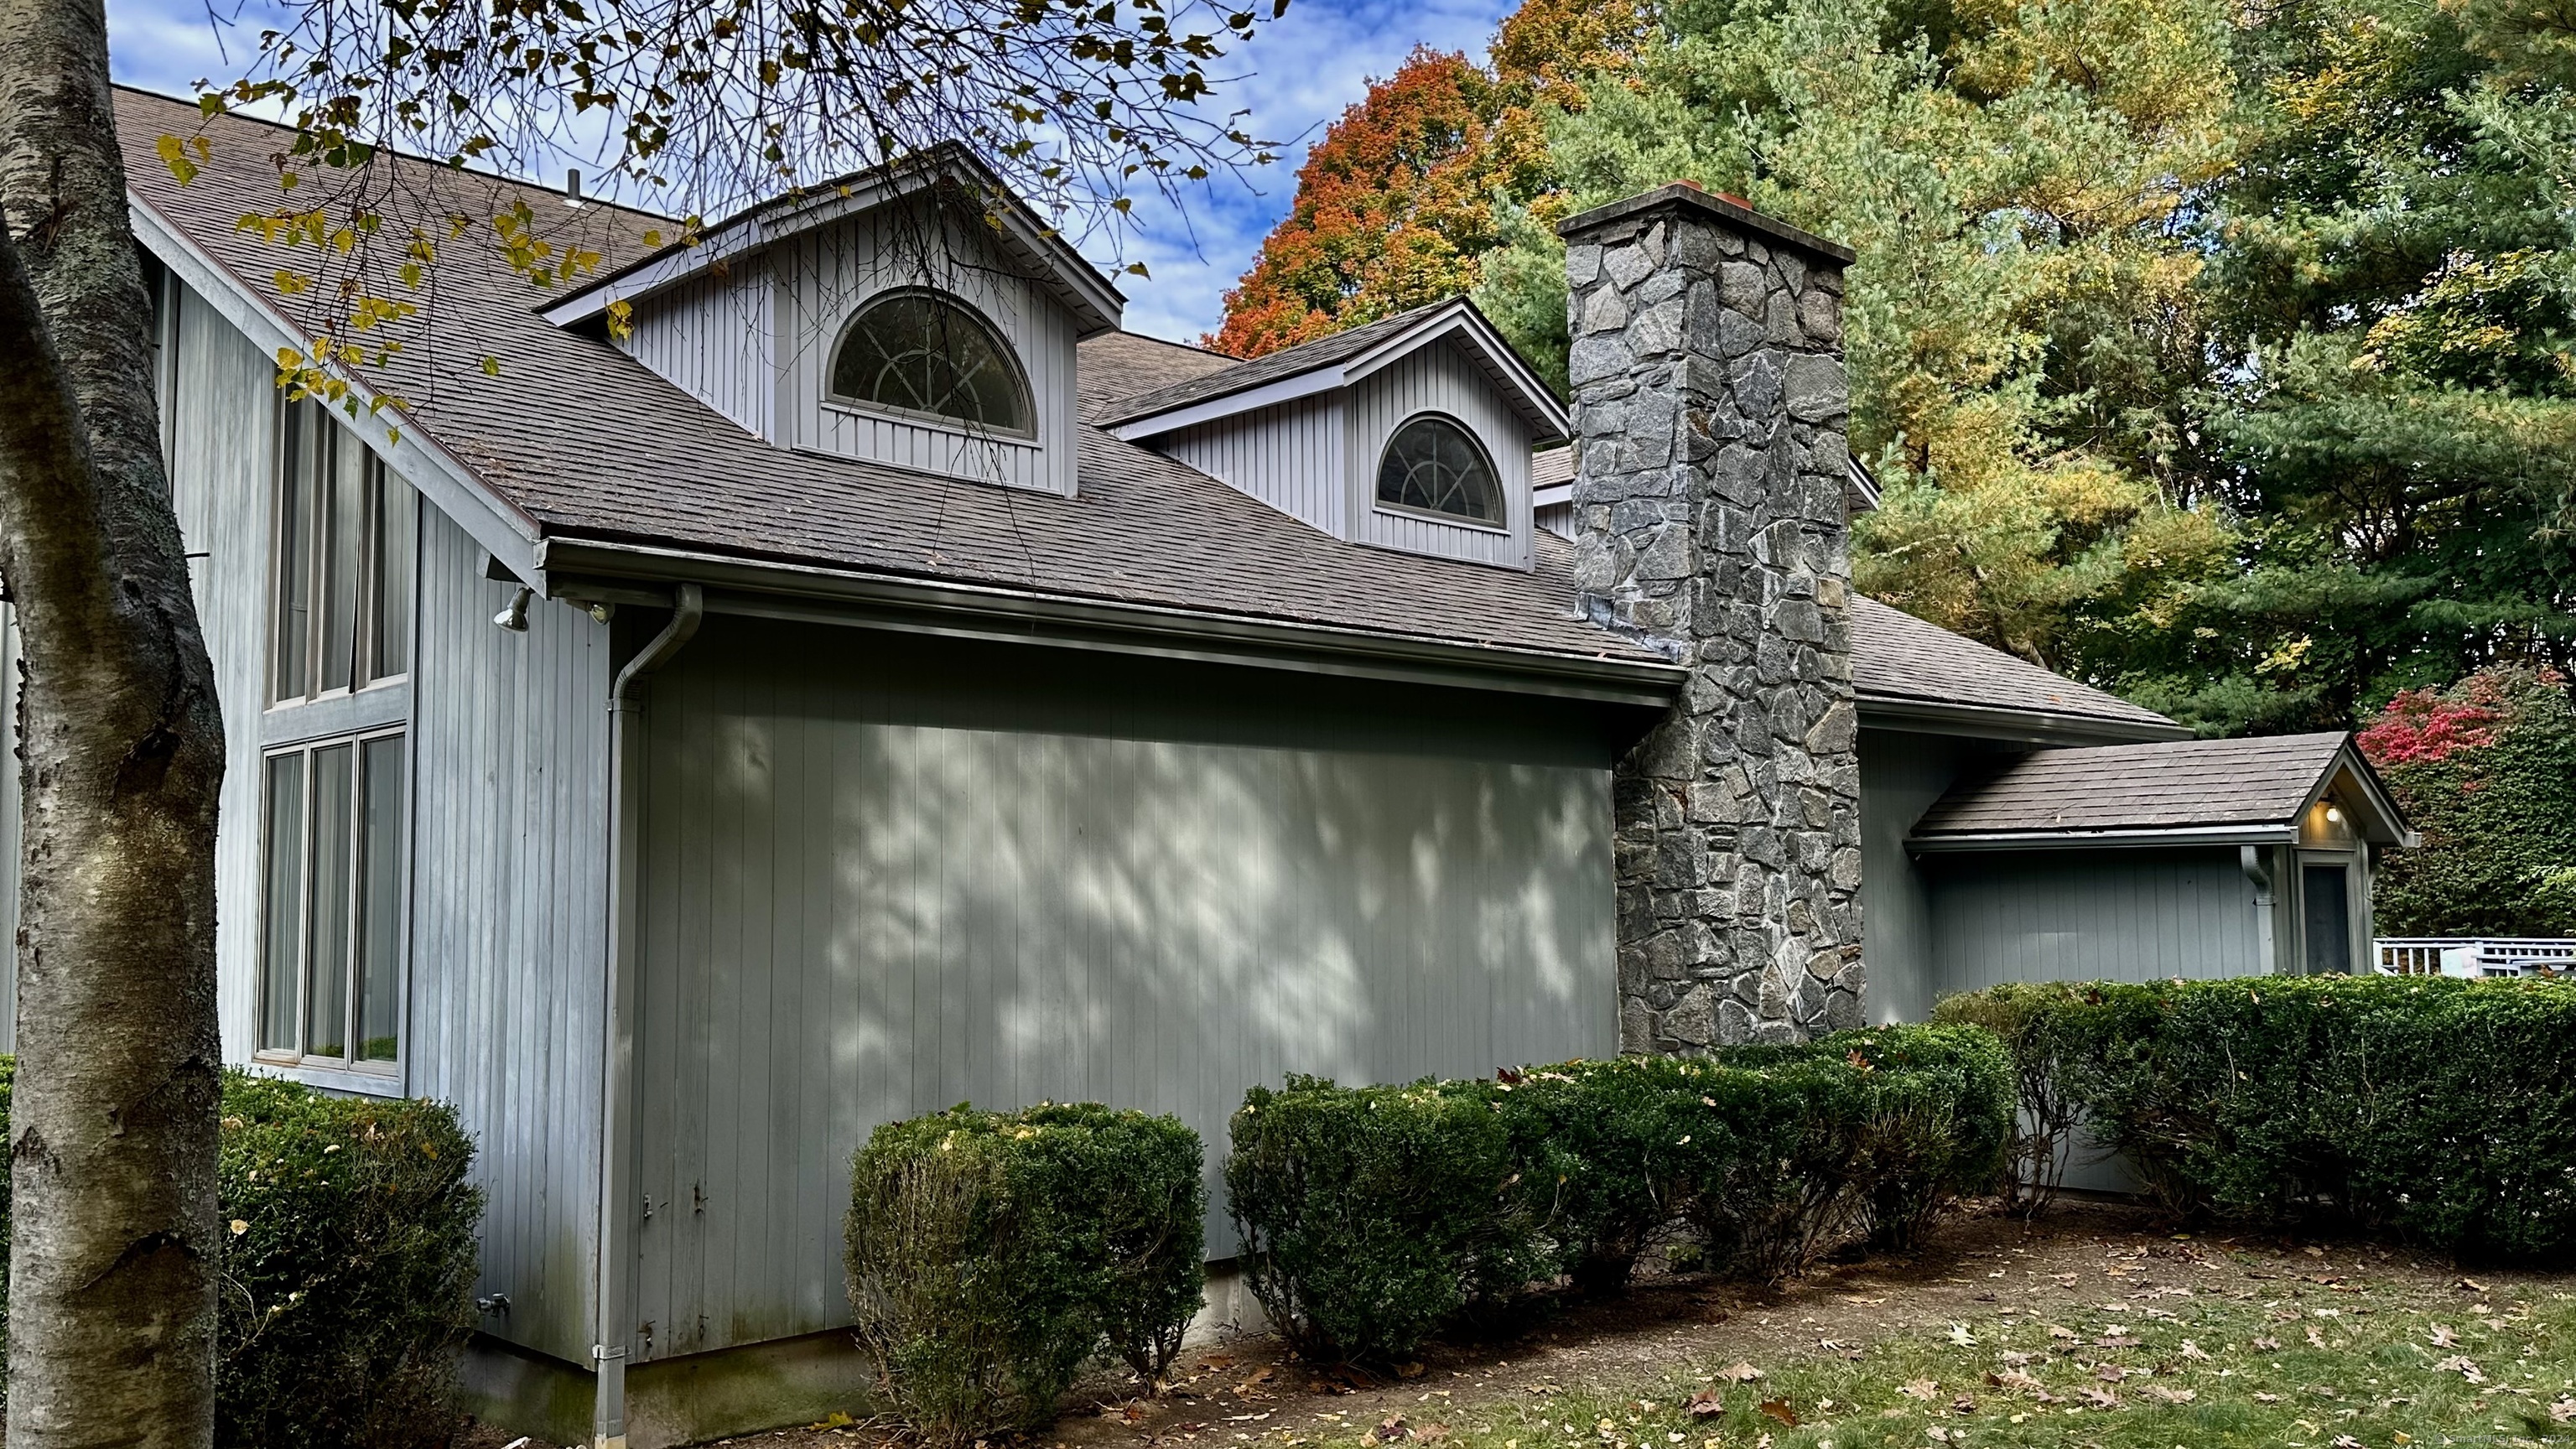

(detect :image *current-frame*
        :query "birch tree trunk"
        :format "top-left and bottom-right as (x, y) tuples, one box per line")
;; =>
(0, 0), (227, 1436)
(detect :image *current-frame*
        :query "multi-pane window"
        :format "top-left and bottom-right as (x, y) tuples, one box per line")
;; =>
(828, 290), (1033, 434)
(1376, 414), (1504, 526)
(259, 733), (408, 1067)
(274, 398), (416, 703)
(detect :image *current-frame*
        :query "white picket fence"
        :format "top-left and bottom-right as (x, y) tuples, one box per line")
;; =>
(2374, 937), (2576, 979)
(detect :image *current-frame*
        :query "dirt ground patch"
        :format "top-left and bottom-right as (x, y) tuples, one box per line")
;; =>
(475, 1201), (2576, 1449)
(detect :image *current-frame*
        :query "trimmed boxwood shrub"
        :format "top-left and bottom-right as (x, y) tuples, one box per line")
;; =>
(213, 1074), (484, 1449)
(1226, 1026), (2013, 1363)
(0, 1062), (484, 1449)
(1717, 1025), (2017, 1251)
(1934, 976), (2576, 1259)
(1224, 1077), (1528, 1363)
(845, 1103), (1204, 1445)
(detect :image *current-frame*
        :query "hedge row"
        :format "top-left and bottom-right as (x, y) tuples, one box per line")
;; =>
(844, 1103), (1205, 1445)
(1935, 976), (2576, 1259)
(0, 1062), (484, 1449)
(1224, 1026), (2013, 1362)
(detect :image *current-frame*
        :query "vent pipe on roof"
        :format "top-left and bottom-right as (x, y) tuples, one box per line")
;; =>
(565, 169), (584, 207)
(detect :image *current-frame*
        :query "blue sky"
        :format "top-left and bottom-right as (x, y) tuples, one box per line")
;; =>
(104, 0), (1516, 344)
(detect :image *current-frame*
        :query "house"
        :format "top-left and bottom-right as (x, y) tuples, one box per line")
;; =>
(29, 88), (2411, 1447)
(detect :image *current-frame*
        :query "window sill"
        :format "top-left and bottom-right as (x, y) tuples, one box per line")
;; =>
(1369, 501), (1514, 536)
(263, 680), (410, 745)
(820, 397), (1039, 445)
(245, 1057), (407, 1098)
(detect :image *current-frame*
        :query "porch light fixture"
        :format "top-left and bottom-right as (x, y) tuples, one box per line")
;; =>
(494, 585), (533, 632)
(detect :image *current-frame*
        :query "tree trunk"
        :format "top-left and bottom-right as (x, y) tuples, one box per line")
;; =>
(0, 0), (228, 1438)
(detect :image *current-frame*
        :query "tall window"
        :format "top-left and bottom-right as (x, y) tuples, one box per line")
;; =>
(1376, 415), (1504, 526)
(828, 290), (1032, 434)
(274, 399), (416, 704)
(259, 733), (408, 1067)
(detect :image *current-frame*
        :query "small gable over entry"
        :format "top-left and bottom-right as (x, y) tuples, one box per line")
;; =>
(1907, 732), (2415, 987)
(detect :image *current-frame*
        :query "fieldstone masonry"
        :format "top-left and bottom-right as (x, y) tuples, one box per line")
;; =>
(1560, 183), (1863, 1050)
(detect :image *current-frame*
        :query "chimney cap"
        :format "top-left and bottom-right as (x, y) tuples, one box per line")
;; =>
(1558, 182), (1855, 267)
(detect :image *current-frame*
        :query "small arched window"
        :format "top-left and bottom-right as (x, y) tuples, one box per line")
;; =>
(1375, 414), (1504, 525)
(828, 290), (1032, 434)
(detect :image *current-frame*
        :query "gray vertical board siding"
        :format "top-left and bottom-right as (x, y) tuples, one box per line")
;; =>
(162, 283), (281, 1061)
(625, 620), (1619, 1362)
(1159, 393), (1348, 536)
(622, 262), (778, 439)
(1924, 845), (2264, 993)
(408, 503), (614, 1363)
(1855, 728), (1989, 1023)
(1344, 339), (1535, 570)
(773, 210), (1081, 496)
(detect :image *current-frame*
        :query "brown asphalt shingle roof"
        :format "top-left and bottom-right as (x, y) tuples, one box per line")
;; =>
(1912, 731), (2355, 837)
(119, 86), (2180, 734)
(119, 88), (1656, 669)
(1846, 597), (2175, 734)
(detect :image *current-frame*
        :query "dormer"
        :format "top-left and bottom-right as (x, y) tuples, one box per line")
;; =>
(543, 146), (1121, 497)
(1100, 301), (1566, 570)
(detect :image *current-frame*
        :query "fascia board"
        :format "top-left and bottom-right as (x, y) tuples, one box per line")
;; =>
(2313, 747), (2420, 848)
(1106, 365), (1350, 441)
(1343, 307), (1570, 440)
(543, 164), (1120, 332)
(1113, 307), (1571, 445)
(1911, 824), (2302, 852)
(535, 536), (1687, 707)
(130, 194), (547, 584)
(1857, 693), (2192, 745)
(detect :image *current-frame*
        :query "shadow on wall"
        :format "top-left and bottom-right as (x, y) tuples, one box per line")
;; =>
(624, 617), (1636, 1362)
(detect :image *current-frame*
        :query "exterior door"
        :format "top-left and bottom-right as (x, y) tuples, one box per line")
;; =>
(2301, 861), (2354, 974)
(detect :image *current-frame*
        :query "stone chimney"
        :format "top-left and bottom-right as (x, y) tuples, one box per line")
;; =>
(1560, 184), (1862, 1049)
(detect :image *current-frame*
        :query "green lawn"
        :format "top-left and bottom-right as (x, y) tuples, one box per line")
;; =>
(1275, 1269), (2576, 1449)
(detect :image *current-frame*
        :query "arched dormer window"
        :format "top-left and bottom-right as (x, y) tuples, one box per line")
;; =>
(828, 289), (1033, 434)
(1375, 413), (1504, 526)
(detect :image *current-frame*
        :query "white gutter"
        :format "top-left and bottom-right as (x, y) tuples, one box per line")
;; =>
(2241, 845), (2280, 973)
(592, 584), (704, 1449)
(1911, 823), (2302, 852)
(532, 537), (1687, 709)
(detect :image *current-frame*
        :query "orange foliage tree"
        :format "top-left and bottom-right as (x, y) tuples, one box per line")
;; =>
(1207, 0), (1648, 356)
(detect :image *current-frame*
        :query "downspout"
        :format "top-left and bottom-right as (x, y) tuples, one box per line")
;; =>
(2240, 845), (2277, 975)
(595, 584), (704, 1449)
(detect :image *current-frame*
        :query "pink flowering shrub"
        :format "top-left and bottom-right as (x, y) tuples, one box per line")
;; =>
(2362, 667), (2576, 936)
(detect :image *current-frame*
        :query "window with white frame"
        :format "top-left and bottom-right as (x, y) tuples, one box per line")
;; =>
(258, 732), (408, 1067)
(273, 397), (416, 704)
(1375, 413), (1504, 526)
(827, 289), (1034, 434)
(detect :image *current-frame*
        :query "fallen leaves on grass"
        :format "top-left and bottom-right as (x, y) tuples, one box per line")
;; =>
(1683, 1392), (1722, 1420)
(1713, 1363), (1765, 1384)
(2433, 1355), (2487, 1384)
(2139, 1385), (2197, 1405)
(1756, 1399), (1799, 1428)
(1898, 1379), (1940, 1402)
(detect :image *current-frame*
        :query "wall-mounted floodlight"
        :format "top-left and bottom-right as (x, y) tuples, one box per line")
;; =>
(495, 586), (534, 632)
